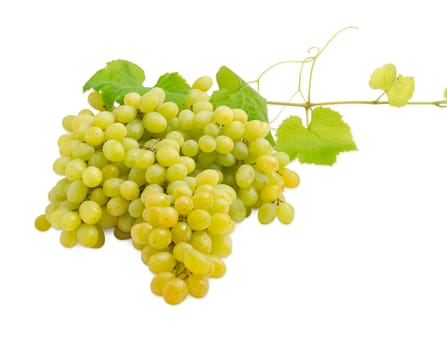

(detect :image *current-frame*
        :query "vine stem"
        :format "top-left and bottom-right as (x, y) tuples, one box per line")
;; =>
(267, 99), (447, 108)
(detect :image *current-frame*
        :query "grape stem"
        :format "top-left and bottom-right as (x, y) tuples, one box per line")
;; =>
(266, 99), (447, 108)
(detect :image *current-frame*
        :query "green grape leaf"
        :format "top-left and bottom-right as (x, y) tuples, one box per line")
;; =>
(369, 63), (397, 91)
(211, 66), (274, 144)
(386, 75), (415, 107)
(83, 59), (149, 109)
(155, 72), (191, 107)
(275, 107), (357, 165)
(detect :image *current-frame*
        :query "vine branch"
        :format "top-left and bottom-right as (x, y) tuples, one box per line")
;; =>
(266, 100), (447, 108)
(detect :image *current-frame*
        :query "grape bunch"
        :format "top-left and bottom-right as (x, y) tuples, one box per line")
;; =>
(34, 75), (300, 305)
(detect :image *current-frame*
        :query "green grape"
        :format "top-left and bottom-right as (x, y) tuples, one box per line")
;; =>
(156, 146), (180, 167)
(35, 214), (51, 232)
(148, 227), (172, 249)
(117, 212), (135, 233)
(257, 202), (277, 224)
(215, 135), (234, 153)
(216, 152), (236, 167)
(103, 178), (124, 197)
(221, 121), (244, 140)
(192, 191), (214, 210)
(151, 272), (176, 296)
(208, 213), (234, 235)
(186, 274), (209, 298)
(93, 111), (115, 129)
(126, 119), (145, 140)
(98, 207), (118, 228)
(72, 142), (95, 161)
(235, 164), (255, 189)
(255, 154), (279, 173)
(84, 126), (105, 146)
(232, 108), (248, 123)
(145, 164), (166, 185)
(177, 156), (196, 174)
(130, 222), (152, 245)
(119, 180), (140, 201)
(88, 151), (109, 168)
(128, 198), (144, 218)
(59, 230), (78, 248)
(66, 180), (88, 204)
(174, 196), (194, 216)
(232, 141), (249, 160)
(184, 249), (212, 276)
(135, 149), (155, 169)
(203, 122), (221, 137)
(113, 227), (131, 241)
(171, 222), (192, 243)
(276, 202), (295, 224)
(192, 111), (213, 130)
(260, 185), (281, 202)
(148, 252), (176, 273)
(60, 210), (82, 231)
(157, 101), (179, 120)
(106, 196), (129, 217)
(87, 91), (106, 111)
(190, 231), (212, 254)
(228, 198), (247, 223)
(198, 135), (216, 153)
(157, 207), (179, 228)
(178, 109), (195, 130)
(273, 151), (290, 168)
(82, 166), (103, 187)
(192, 76), (213, 92)
(249, 138), (272, 156)
(113, 105), (136, 123)
(143, 111), (168, 134)
(187, 209), (211, 231)
(213, 105), (234, 125)
(104, 122), (127, 141)
(279, 168), (300, 188)
(193, 100), (214, 113)
(89, 187), (108, 206)
(101, 164), (120, 180)
(196, 169), (220, 186)
(162, 278), (188, 305)
(143, 192), (171, 208)
(79, 200), (102, 224)
(210, 234), (232, 258)
(123, 92), (141, 108)
(139, 91), (159, 113)
(166, 163), (188, 182)
(62, 115), (75, 132)
(77, 223), (101, 248)
(65, 159), (87, 181)
(53, 156), (71, 175)
(173, 242), (193, 262)
(238, 186), (259, 207)
(243, 120), (270, 141)
(103, 139), (126, 162)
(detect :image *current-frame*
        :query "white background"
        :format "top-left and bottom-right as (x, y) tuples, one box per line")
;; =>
(1, 1), (447, 349)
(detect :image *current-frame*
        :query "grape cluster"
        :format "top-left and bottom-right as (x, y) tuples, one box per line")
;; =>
(34, 76), (300, 305)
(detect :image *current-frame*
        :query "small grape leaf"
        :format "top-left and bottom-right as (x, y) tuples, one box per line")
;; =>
(83, 59), (149, 109)
(211, 66), (274, 144)
(369, 63), (397, 91)
(275, 107), (357, 165)
(387, 75), (415, 107)
(155, 72), (191, 107)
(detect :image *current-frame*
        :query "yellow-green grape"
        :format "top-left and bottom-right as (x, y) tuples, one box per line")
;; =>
(101, 164), (120, 181)
(193, 100), (214, 113)
(92, 227), (106, 248)
(238, 186), (259, 207)
(228, 198), (247, 223)
(279, 168), (300, 188)
(190, 231), (212, 254)
(119, 180), (140, 201)
(106, 196), (129, 217)
(157, 207), (179, 228)
(198, 135), (216, 153)
(186, 274), (209, 298)
(143, 192), (170, 208)
(235, 164), (255, 189)
(78, 200), (101, 225)
(52, 156), (71, 175)
(208, 255), (226, 278)
(117, 213), (135, 233)
(135, 149), (155, 169)
(184, 249), (212, 276)
(171, 222), (192, 243)
(243, 120), (270, 141)
(60, 210), (82, 232)
(258, 202), (277, 224)
(139, 91), (159, 113)
(166, 163), (188, 182)
(208, 213), (234, 235)
(156, 146), (180, 167)
(162, 278), (188, 305)
(173, 242), (193, 262)
(113, 105), (137, 123)
(126, 119), (145, 140)
(192, 110), (214, 130)
(103, 177), (124, 197)
(148, 252), (176, 274)
(35, 214), (51, 232)
(249, 138), (273, 156)
(260, 185), (282, 202)
(145, 164), (166, 185)
(232, 108), (248, 123)
(255, 154), (279, 173)
(84, 126), (105, 146)
(178, 109), (195, 131)
(273, 151), (290, 168)
(177, 156), (196, 175)
(192, 191), (214, 210)
(82, 166), (103, 188)
(215, 135), (234, 154)
(65, 159), (87, 181)
(102, 140), (125, 162)
(59, 230), (78, 248)
(87, 91), (106, 111)
(196, 169), (220, 186)
(128, 198), (144, 218)
(62, 115), (75, 132)
(148, 227), (172, 250)
(210, 234), (232, 258)
(187, 209), (211, 231)
(130, 222), (152, 245)
(222, 121), (244, 140)
(98, 208), (118, 228)
(151, 272), (176, 296)
(104, 122), (127, 141)
(143, 111), (167, 134)
(123, 92), (141, 108)
(157, 102), (179, 120)
(113, 227), (131, 241)
(276, 202), (295, 224)
(66, 180), (88, 204)
(77, 223), (101, 248)
(93, 111), (115, 129)
(192, 76), (213, 92)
